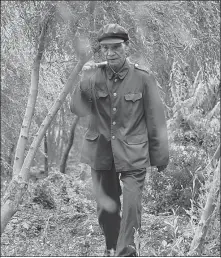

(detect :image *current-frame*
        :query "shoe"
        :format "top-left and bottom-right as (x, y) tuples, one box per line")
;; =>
(103, 248), (116, 256)
(117, 245), (137, 256)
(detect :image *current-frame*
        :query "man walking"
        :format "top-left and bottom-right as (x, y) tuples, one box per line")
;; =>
(70, 24), (169, 256)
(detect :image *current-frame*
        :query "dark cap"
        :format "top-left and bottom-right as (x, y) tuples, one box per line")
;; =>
(98, 24), (129, 44)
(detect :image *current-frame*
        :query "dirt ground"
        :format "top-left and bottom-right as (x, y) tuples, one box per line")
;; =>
(1, 169), (219, 257)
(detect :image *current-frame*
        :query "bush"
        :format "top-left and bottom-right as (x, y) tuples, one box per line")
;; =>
(143, 141), (208, 215)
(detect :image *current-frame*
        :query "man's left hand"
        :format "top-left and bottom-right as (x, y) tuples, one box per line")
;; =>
(157, 165), (167, 172)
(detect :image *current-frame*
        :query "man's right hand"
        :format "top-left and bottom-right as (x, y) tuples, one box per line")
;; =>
(80, 61), (107, 100)
(82, 61), (107, 72)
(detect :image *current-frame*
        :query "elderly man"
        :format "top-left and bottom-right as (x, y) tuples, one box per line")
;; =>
(70, 24), (169, 256)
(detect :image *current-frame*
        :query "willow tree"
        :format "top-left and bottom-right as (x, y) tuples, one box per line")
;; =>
(1, 1), (94, 235)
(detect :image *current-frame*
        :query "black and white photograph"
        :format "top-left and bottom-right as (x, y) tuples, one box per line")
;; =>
(1, 1), (220, 257)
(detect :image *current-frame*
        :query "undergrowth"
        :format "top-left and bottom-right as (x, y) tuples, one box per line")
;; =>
(1, 160), (220, 256)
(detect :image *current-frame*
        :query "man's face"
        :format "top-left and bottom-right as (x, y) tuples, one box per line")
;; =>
(100, 42), (128, 70)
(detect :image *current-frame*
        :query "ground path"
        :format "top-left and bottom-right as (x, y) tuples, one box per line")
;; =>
(1, 169), (192, 256)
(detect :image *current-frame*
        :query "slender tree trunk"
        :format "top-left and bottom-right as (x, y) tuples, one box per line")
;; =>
(58, 105), (65, 159)
(47, 123), (54, 167)
(55, 112), (63, 163)
(12, 16), (50, 176)
(1, 52), (92, 235)
(60, 116), (80, 174)
(50, 119), (57, 165)
(44, 133), (48, 173)
(8, 143), (15, 166)
(47, 124), (51, 166)
(57, 108), (62, 159)
(188, 144), (220, 256)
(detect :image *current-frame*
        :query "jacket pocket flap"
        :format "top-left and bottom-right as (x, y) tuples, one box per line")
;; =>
(126, 134), (148, 144)
(85, 131), (99, 140)
(96, 90), (109, 98)
(125, 92), (142, 102)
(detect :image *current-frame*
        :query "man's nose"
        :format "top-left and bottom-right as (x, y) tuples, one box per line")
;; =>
(107, 48), (115, 56)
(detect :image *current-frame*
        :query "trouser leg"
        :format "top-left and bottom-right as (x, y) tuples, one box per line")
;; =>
(116, 168), (146, 256)
(91, 165), (121, 251)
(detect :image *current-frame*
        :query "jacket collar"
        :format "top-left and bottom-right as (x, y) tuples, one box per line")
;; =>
(106, 58), (130, 80)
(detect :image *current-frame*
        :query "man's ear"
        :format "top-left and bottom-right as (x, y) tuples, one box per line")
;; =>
(124, 41), (130, 54)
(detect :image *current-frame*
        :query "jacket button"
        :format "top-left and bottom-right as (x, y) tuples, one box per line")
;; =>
(113, 107), (117, 112)
(112, 121), (116, 125)
(114, 78), (118, 82)
(113, 92), (117, 97)
(112, 136), (115, 139)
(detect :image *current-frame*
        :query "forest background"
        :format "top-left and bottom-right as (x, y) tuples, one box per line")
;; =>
(1, 0), (220, 257)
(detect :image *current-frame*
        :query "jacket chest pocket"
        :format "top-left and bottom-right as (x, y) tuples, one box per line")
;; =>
(124, 92), (143, 118)
(125, 92), (142, 102)
(95, 89), (109, 99)
(85, 131), (99, 141)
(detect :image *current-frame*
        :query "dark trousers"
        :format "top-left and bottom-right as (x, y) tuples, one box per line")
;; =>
(91, 163), (146, 256)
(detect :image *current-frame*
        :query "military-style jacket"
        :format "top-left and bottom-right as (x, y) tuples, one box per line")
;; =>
(70, 59), (169, 172)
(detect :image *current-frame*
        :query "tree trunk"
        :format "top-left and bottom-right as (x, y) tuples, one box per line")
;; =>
(57, 108), (62, 159)
(8, 143), (15, 166)
(1, 175), (28, 234)
(12, 15), (50, 176)
(50, 119), (57, 165)
(1, 50), (92, 235)
(59, 105), (65, 159)
(47, 124), (52, 166)
(44, 133), (48, 173)
(60, 116), (80, 174)
(188, 144), (220, 256)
